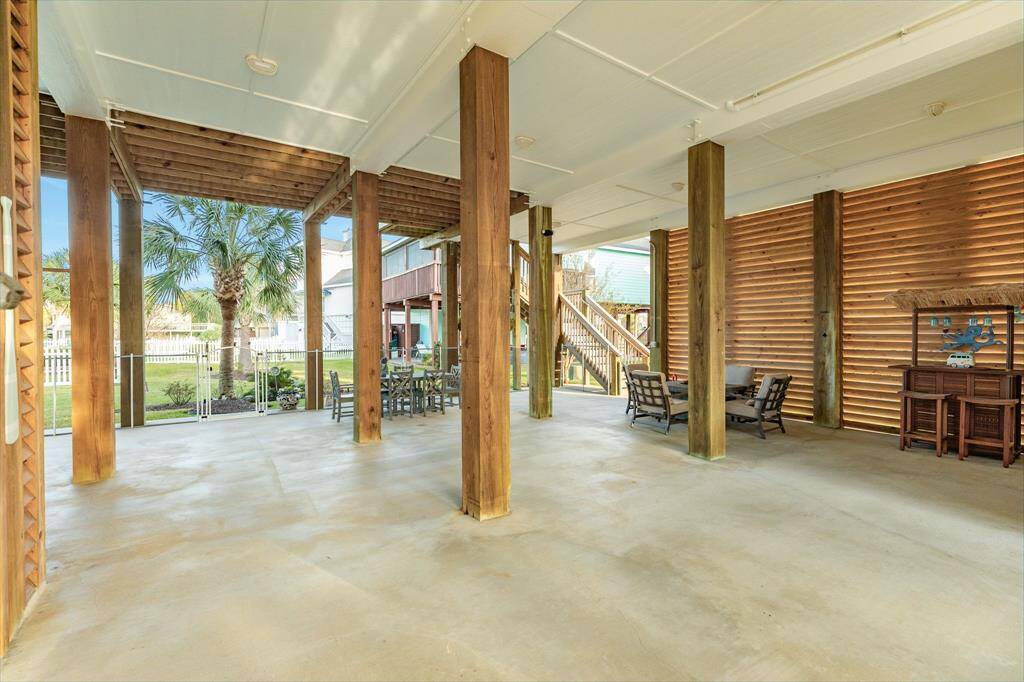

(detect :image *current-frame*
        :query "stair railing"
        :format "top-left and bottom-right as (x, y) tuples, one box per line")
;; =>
(558, 293), (621, 394)
(581, 293), (650, 367)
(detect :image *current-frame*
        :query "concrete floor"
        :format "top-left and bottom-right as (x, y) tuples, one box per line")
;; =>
(3, 390), (1022, 681)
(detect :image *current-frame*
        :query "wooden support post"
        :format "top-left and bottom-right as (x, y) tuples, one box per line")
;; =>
(382, 305), (390, 358)
(352, 171), (382, 443)
(67, 116), (115, 482)
(118, 195), (144, 427)
(430, 297), (440, 348)
(649, 229), (669, 373)
(812, 190), (843, 428)
(511, 240), (522, 391)
(403, 300), (412, 362)
(441, 242), (459, 369)
(304, 217), (324, 410)
(553, 254), (563, 387)
(528, 206), (554, 417)
(687, 140), (726, 461)
(459, 46), (511, 520)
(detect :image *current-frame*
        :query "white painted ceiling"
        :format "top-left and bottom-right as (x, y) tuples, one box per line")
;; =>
(40, 0), (1024, 251)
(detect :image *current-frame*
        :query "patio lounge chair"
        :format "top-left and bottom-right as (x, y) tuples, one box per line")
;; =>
(725, 373), (791, 438)
(630, 370), (688, 434)
(623, 362), (648, 415)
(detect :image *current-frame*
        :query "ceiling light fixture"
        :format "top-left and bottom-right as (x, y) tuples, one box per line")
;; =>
(514, 135), (536, 150)
(245, 54), (278, 76)
(925, 101), (946, 117)
(671, 181), (686, 193)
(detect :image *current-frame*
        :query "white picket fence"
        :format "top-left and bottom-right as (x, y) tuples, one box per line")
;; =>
(43, 337), (316, 386)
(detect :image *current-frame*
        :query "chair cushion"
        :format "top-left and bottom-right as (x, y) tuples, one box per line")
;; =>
(669, 399), (688, 415)
(726, 402), (777, 420)
(725, 364), (754, 386)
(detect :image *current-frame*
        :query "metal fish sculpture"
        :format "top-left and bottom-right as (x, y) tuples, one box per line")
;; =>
(941, 324), (1004, 352)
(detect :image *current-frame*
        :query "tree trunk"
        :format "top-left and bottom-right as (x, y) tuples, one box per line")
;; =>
(236, 322), (253, 378)
(219, 301), (237, 397)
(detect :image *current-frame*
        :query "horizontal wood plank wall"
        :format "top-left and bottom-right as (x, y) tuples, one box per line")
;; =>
(666, 203), (815, 419)
(666, 228), (689, 378)
(725, 203), (814, 419)
(841, 155), (1024, 433)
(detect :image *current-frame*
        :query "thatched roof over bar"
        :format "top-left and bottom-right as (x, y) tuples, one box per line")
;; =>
(884, 283), (1024, 311)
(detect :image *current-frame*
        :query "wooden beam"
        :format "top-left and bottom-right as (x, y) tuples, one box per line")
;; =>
(118, 195), (144, 427)
(511, 239), (522, 391)
(441, 242), (459, 369)
(812, 190), (843, 428)
(418, 223), (461, 249)
(303, 160), (351, 222)
(649, 229), (669, 374)
(109, 125), (141, 202)
(459, 46), (510, 520)
(403, 299), (412, 362)
(304, 217), (324, 411)
(352, 171), (382, 443)
(528, 207), (554, 418)
(67, 116), (115, 482)
(687, 140), (726, 461)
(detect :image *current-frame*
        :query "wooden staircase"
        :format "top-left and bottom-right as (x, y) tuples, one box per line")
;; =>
(559, 291), (649, 394)
(513, 244), (649, 395)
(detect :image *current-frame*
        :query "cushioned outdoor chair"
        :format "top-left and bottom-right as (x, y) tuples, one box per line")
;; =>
(623, 362), (649, 415)
(725, 364), (756, 399)
(629, 370), (689, 434)
(725, 373), (791, 438)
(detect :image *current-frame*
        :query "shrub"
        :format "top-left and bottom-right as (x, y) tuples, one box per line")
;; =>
(164, 380), (194, 406)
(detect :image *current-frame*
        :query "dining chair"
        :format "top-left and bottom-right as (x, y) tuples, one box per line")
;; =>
(389, 369), (415, 419)
(421, 369), (446, 415)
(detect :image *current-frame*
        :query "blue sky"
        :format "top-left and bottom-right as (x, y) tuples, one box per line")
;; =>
(41, 177), (354, 289)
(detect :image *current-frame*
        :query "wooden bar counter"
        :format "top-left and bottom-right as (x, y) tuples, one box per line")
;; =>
(891, 364), (1022, 456)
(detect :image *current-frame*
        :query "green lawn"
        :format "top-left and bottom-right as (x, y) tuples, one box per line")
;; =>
(43, 356), (356, 432)
(42, 354), (534, 432)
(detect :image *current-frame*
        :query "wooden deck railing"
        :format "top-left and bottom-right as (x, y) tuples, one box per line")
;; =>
(382, 262), (440, 304)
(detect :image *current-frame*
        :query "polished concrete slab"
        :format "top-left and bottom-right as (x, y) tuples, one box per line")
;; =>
(3, 390), (1022, 681)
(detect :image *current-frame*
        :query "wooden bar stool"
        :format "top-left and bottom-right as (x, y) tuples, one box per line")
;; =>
(958, 396), (1018, 468)
(898, 391), (950, 456)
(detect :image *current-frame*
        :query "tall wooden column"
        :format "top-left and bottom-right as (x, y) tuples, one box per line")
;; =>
(441, 242), (459, 369)
(459, 46), (510, 520)
(687, 140), (726, 460)
(649, 229), (669, 373)
(403, 300), (412, 361)
(528, 206), (554, 418)
(813, 190), (843, 428)
(352, 171), (382, 443)
(553, 254), (564, 387)
(304, 218), (324, 410)
(511, 240), (522, 391)
(118, 195), (144, 427)
(67, 116), (115, 482)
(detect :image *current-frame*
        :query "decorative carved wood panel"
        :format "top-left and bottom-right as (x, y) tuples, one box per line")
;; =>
(0, 0), (44, 656)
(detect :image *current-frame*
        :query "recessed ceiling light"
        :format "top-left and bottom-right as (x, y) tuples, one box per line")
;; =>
(924, 101), (946, 117)
(671, 181), (686, 192)
(514, 135), (535, 150)
(245, 54), (278, 76)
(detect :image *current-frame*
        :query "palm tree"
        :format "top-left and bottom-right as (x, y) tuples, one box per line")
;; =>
(143, 195), (303, 397)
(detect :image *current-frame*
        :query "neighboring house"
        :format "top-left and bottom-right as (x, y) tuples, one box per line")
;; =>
(382, 237), (442, 357)
(564, 239), (650, 333)
(292, 236), (354, 349)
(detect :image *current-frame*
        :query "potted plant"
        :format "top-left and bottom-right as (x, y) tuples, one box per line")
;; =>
(277, 387), (300, 411)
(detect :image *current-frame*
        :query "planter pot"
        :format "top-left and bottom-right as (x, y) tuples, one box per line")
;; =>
(279, 394), (300, 411)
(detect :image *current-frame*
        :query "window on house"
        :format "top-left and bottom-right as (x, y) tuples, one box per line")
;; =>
(406, 244), (434, 269)
(383, 250), (405, 278)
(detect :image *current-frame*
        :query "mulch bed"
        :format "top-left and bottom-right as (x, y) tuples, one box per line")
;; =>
(146, 398), (256, 415)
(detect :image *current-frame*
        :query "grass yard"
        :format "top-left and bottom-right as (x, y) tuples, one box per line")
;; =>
(42, 352), (531, 433)
(43, 356), (356, 432)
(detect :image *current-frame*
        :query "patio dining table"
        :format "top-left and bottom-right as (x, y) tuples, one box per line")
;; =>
(380, 369), (450, 414)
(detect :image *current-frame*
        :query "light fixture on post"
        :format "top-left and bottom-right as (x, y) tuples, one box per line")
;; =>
(245, 54), (279, 76)
(671, 181), (685, 193)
